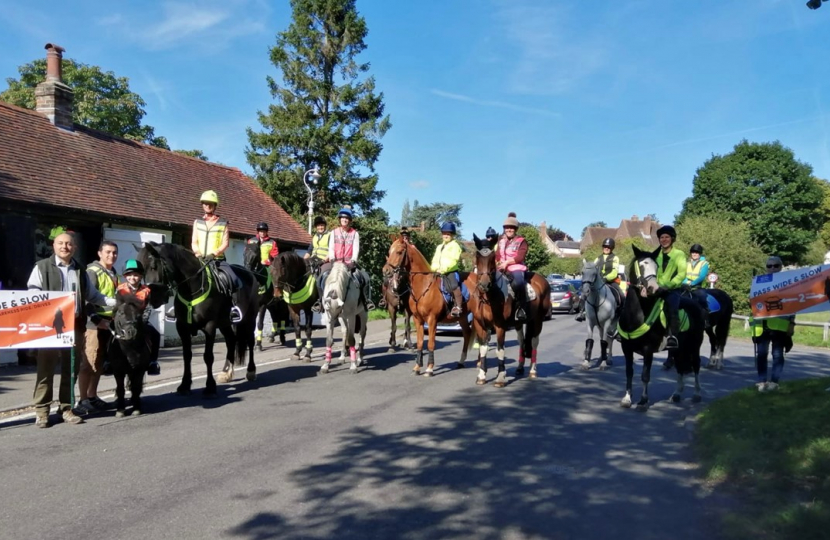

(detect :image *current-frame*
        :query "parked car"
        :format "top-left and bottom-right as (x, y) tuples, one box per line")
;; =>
(565, 279), (583, 299)
(424, 311), (474, 334)
(547, 273), (564, 283)
(549, 281), (578, 313)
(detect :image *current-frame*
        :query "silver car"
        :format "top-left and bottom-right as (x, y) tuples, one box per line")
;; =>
(549, 281), (578, 313)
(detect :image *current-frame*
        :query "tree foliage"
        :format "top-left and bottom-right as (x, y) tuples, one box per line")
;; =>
(546, 226), (573, 242)
(246, 0), (390, 221)
(814, 178), (830, 250)
(676, 215), (766, 314)
(174, 149), (209, 161)
(583, 237), (652, 273)
(541, 257), (582, 277)
(517, 225), (551, 272)
(1, 58), (169, 148)
(400, 199), (412, 227)
(581, 221), (607, 238)
(409, 201), (463, 235)
(677, 140), (822, 265)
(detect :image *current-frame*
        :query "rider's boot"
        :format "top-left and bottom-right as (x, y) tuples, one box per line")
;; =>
(574, 298), (585, 322)
(363, 279), (375, 311)
(311, 274), (325, 313)
(665, 310), (680, 350)
(515, 302), (527, 321)
(450, 288), (463, 318)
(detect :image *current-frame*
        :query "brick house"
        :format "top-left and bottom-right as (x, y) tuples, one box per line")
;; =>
(579, 215), (660, 252)
(0, 44), (310, 345)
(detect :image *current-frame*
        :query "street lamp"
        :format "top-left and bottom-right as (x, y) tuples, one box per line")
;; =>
(303, 165), (322, 234)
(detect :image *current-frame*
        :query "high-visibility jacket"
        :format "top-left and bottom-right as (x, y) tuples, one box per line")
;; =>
(656, 248), (686, 290)
(87, 261), (119, 317)
(749, 315), (794, 337)
(247, 236), (278, 266)
(194, 217), (228, 259)
(116, 282), (151, 310)
(310, 232), (331, 260)
(431, 240), (462, 273)
(684, 257), (710, 288)
(331, 227), (359, 263)
(595, 253), (620, 283)
(497, 236), (527, 272)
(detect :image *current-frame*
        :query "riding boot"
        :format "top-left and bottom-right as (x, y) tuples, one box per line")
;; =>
(451, 288), (463, 318)
(514, 288), (527, 321)
(575, 297), (586, 322)
(312, 273), (325, 313)
(362, 277), (375, 311)
(666, 310), (680, 350)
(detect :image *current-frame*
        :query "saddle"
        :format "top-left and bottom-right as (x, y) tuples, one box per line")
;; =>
(439, 273), (470, 305)
(206, 261), (237, 297)
(494, 272), (538, 302)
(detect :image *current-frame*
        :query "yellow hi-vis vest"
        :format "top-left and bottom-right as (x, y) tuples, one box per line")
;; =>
(750, 316), (793, 336)
(311, 232), (330, 260)
(87, 262), (119, 317)
(194, 217), (228, 259)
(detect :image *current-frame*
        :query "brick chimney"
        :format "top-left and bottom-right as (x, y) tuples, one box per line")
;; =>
(35, 43), (74, 130)
(631, 214), (639, 221)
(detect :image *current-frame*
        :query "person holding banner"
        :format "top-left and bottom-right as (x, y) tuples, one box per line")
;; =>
(27, 233), (116, 428)
(750, 256), (796, 392)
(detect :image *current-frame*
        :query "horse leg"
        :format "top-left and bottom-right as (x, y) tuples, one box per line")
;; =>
(529, 330), (540, 379)
(303, 309), (314, 362)
(457, 311), (471, 369)
(114, 365), (127, 417)
(243, 316), (257, 382)
(348, 317), (359, 374)
(176, 321), (193, 395)
(320, 312), (334, 375)
(692, 352), (703, 403)
(671, 370), (685, 403)
(705, 327), (716, 369)
(339, 316), (348, 364)
(475, 322), (488, 385)
(495, 327), (507, 384)
(638, 352), (653, 410)
(202, 327), (217, 397)
(216, 325), (235, 384)
(357, 312), (367, 367)
(255, 306), (265, 351)
(388, 306), (397, 353)
(424, 318), (437, 377)
(290, 310), (303, 361)
(413, 316), (425, 375)
(621, 347), (634, 408)
(581, 336), (594, 371)
(403, 310), (412, 349)
(599, 340), (609, 370)
(515, 326), (526, 375)
(129, 365), (143, 416)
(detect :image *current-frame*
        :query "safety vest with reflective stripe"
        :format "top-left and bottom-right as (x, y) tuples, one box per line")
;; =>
(311, 232), (330, 260)
(87, 262), (118, 317)
(749, 316), (793, 336)
(332, 228), (356, 262)
(247, 237), (278, 266)
(685, 257), (709, 288)
(595, 253), (620, 282)
(116, 282), (151, 311)
(194, 217), (228, 259)
(497, 236), (527, 272)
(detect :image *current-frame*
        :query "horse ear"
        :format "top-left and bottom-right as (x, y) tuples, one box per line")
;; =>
(472, 233), (481, 250)
(650, 247), (661, 260)
(388, 233), (397, 241)
(143, 242), (159, 258)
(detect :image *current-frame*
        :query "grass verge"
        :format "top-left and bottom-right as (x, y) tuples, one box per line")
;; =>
(368, 309), (390, 321)
(695, 377), (830, 540)
(730, 320), (829, 349)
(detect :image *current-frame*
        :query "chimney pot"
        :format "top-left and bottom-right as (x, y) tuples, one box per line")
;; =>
(631, 215), (639, 221)
(44, 43), (65, 82)
(36, 43), (73, 130)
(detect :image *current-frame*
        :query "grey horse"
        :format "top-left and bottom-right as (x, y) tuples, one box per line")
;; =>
(579, 260), (620, 370)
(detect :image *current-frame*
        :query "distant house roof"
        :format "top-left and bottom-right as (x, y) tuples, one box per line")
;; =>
(579, 216), (660, 252)
(555, 240), (581, 250)
(0, 102), (310, 246)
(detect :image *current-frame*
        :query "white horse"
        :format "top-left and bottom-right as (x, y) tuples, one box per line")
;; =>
(579, 260), (620, 371)
(320, 262), (367, 375)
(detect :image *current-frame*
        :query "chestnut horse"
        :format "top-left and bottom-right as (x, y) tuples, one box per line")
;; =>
(384, 238), (472, 376)
(467, 233), (552, 386)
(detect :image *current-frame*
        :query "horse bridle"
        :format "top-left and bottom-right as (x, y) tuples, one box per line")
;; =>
(148, 251), (209, 302)
(385, 245), (412, 298)
(385, 243), (439, 307)
(632, 258), (657, 296)
(583, 266), (609, 311)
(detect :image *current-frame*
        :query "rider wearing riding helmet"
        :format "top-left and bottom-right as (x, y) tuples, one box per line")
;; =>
(313, 206), (375, 312)
(117, 259), (162, 375)
(379, 226), (412, 308)
(576, 237), (622, 322)
(683, 243), (710, 317)
(655, 225), (688, 349)
(497, 212), (529, 321)
(306, 215), (331, 308)
(485, 227), (499, 249)
(247, 222), (279, 267)
(431, 222), (465, 317)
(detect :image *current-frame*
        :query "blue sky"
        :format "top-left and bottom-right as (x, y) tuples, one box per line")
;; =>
(2, 0), (829, 240)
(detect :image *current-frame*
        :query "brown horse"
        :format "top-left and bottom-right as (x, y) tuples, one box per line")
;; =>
(466, 234), (552, 386)
(381, 240), (413, 353)
(269, 251), (319, 362)
(385, 238), (472, 376)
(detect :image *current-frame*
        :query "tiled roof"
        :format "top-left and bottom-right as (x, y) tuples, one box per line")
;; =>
(0, 102), (310, 246)
(556, 241), (581, 250)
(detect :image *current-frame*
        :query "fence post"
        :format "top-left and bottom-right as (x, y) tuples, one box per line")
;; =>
(824, 323), (829, 342)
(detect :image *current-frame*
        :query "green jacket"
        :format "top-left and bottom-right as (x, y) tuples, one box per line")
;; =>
(431, 240), (462, 274)
(656, 248), (686, 289)
(749, 315), (794, 336)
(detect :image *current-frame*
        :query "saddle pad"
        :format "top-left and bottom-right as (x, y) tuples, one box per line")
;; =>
(526, 284), (537, 302)
(706, 293), (721, 314)
(439, 273), (470, 303)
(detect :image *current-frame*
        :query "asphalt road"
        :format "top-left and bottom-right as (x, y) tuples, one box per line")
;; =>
(1, 314), (829, 540)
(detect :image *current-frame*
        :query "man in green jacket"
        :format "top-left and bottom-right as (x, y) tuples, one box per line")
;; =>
(654, 225), (687, 350)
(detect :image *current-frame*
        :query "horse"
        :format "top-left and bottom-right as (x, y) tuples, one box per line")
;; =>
(319, 261), (367, 374)
(137, 242), (259, 396)
(384, 238), (472, 376)
(381, 244), (414, 352)
(269, 251), (319, 362)
(110, 292), (152, 416)
(579, 260), (620, 371)
(618, 246), (706, 410)
(701, 289), (733, 370)
(243, 243), (289, 350)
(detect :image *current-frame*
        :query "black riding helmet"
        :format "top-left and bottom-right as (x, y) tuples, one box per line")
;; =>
(602, 237), (615, 249)
(656, 225), (677, 240)
(690, 243), (703, 254)
(256, 222), (269, 231)
(313, 216), (327, 227)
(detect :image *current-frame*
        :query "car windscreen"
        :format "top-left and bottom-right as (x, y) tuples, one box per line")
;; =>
(551, 284), (570, 292)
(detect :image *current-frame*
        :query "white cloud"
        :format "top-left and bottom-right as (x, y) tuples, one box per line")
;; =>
(430, 89), (560, 118)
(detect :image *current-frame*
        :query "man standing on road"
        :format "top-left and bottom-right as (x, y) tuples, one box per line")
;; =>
(27, 233), (115, 428)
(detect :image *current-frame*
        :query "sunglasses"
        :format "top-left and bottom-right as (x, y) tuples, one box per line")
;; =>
(766, 264), (781, 269)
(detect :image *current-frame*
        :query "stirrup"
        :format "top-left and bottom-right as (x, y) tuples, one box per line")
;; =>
(378, 298), (387, 308)
(230, 306), (243, 324)
(147, 361), (161, 376)
(311, 301), (322, 313)
(665, 335), (679, 349)
(450, 306), (462, 317)
(575, 312), (585, 322)
(365, 301), (376, 311)
(165, 307), (177, 323)
(515, 308), (527, 321)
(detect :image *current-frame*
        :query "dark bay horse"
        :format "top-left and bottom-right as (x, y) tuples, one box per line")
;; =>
(466, 234), (552, 386)
(384, 238), (472, 376)
(137, 242), (259, 396)
(243, 243), (289, 350)
(381, 236), (413, 352)
(110, 292), (151, 416)
(702, 288), (733, 370)
(269, 251), (319, 362)
(618, 246), (706, 410)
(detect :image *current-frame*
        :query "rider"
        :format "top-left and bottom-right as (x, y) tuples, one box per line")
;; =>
(117, 259), (162, 375)
(312, 207), (375, 313)
(247, 222), (279, 268)
(575, 237), (622, 322)
(379, 226), (412, 309)
(191, 190), (242, 323)
(498, 213), (529, 321)
(683, 243), (710, 319)
(431, 222), (464, 317)
(305, 215), (331, 298)
(655, 225), (687, 350)
(485, 227), (499, 248)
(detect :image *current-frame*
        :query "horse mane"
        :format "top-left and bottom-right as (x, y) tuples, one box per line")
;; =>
(326, 262), (350, 301)
(405, 243), (431, 272)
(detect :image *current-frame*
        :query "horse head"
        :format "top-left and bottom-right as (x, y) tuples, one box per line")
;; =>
(270, 251), (306, 298)
(137, 242), (169, 290)
(472, 233), (496, 292)
(243, 242), (263, 273)
(581, 259), (599, 298)
(113, 293), (144, 342)
(384, 238), (410, 294)
(631, 246), (660, 297)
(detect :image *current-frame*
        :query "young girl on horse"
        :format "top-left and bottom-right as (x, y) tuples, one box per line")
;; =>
(117, 259), (161, 375)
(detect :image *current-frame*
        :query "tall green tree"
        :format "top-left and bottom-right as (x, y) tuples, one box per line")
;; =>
(814, 177), (830, 249)
(675, 215), (766, 314)
(1, 58), (169, 148)
(246, 0), (391, 220)
(410, 201), (463, 234)
(677, 140), (822, 264)
(400, 199), (412, 227)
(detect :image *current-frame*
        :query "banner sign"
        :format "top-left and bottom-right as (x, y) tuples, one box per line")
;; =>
(0, 291), (76, 349)
(750, 264), (830, 319)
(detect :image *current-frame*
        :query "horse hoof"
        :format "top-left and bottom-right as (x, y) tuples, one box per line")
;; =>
(176, 387), (191, 396)
(620, 399), (632, 409)
(217, 373), (231, 384)
(388, 347), (396, 353)
(579, 362), (590, 371)
(605, 359), (613, 367)
(256, 343), (263, 352)
(350, 367), (358, 374)
(291, 354), (301, 362)
(692, 394), (702, 403)
(131, 409), (142, 416)
(476, 378), (486, 386)
(715, 363), (724, 371)
(494, 381), (506, 388)
(319, 365), (329, 375)
(115, 410), (126, 418)
(303, 356), (313, 363)
(670, 394), (681, 403)
(268, 336), (275, 343)
(515, 368), (525, 377)
(246, 371), (256, 382)
(423, 371), (434, 378)
(529, 371), (538, 379)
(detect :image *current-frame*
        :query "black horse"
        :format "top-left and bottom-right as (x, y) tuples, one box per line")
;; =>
(701, 289), (734, 370)
(243, 243), (290, 350)
(110, 292), (151, 417)
(618, 246), (706, 410)
(137, 242), (259, 396)
(269, 251), (319, 362)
